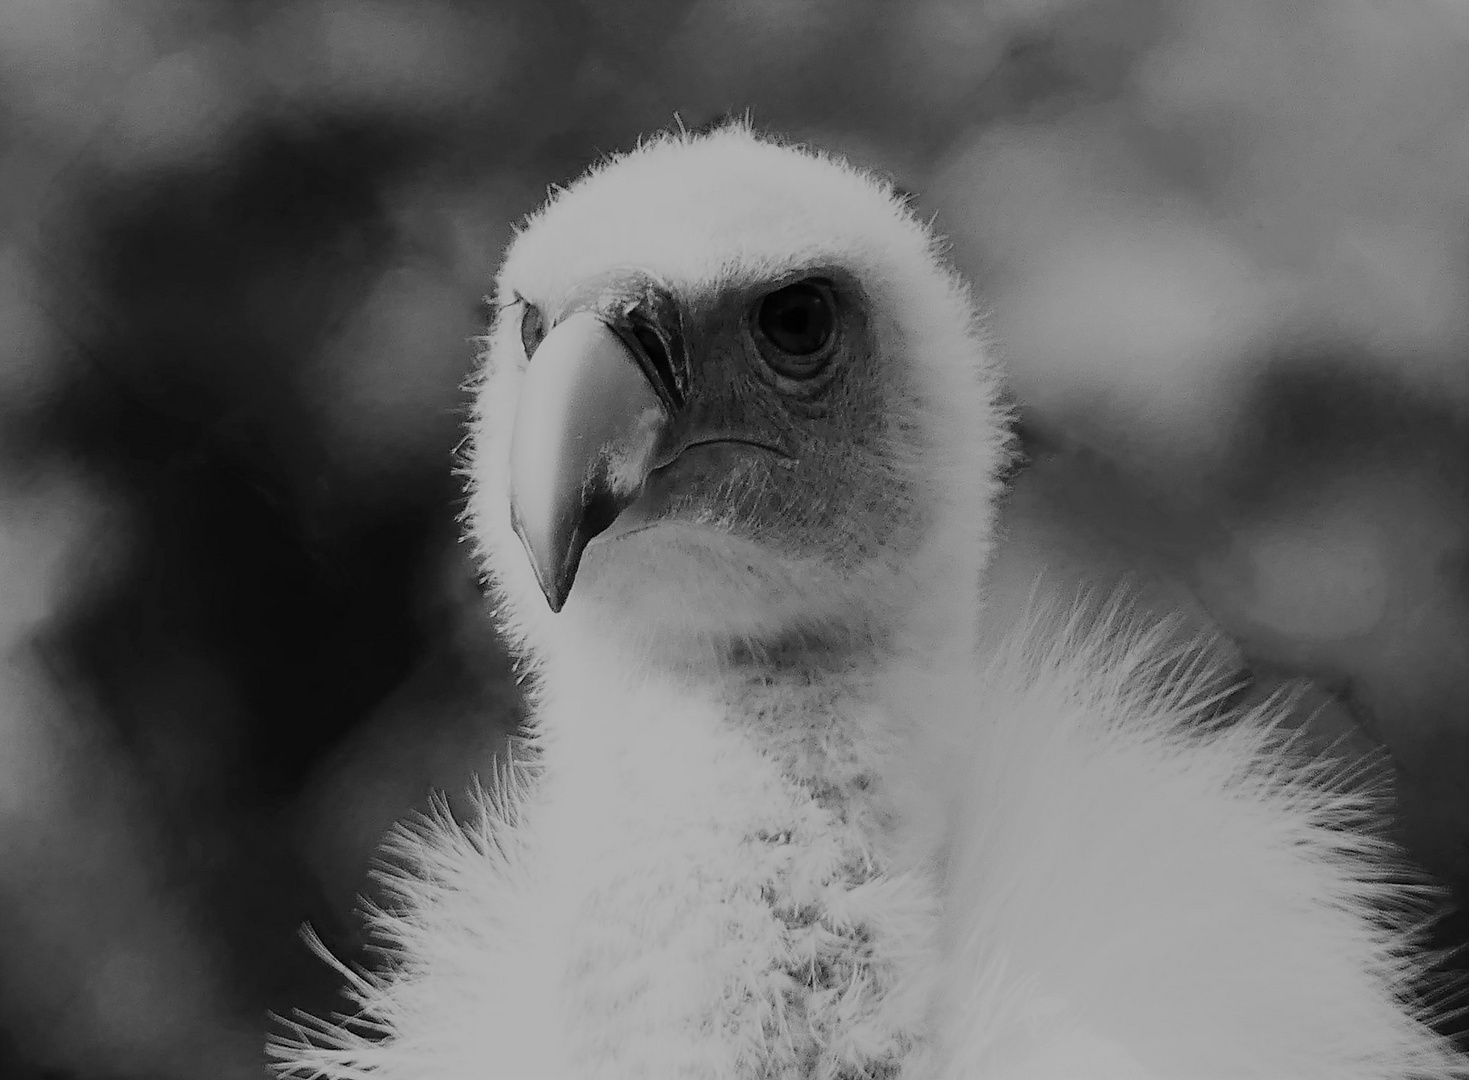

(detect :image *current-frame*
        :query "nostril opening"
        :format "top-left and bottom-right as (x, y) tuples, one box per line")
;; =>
(632, 323), (684, 407)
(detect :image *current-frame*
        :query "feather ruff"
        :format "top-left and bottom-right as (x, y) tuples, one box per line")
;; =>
(273, 605), (1464, 1079)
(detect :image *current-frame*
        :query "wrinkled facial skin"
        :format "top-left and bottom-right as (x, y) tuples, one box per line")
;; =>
(490, 264), (930, 647)
(635, 271), (895, 556)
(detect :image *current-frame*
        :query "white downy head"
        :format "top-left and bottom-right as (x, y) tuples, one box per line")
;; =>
(467, 122), (1010, 676)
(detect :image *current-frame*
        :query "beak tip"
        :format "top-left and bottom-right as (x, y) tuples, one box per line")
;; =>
(511, 503), (573, 613)
(544, 566), (571, 613)
(525, 549), (572, 614)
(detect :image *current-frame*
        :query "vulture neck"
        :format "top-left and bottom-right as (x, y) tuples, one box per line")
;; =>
(531, 530), (982, 875)
(510, 532), (982, 1075)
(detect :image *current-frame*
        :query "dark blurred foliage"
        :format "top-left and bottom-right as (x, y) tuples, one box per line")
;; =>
(1, 0), (1467, 1075)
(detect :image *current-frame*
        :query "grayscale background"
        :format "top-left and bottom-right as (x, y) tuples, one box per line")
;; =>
(1, 1), (1466, 1075)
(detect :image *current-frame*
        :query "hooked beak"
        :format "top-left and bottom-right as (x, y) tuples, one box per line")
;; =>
(508, 285), (685, 612)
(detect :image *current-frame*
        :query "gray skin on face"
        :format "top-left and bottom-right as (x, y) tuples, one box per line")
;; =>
(508, 263), (928, 626)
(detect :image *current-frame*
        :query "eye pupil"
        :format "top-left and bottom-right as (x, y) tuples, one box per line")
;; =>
(756, 280), (835, 373)
(780, 307), (810, 338)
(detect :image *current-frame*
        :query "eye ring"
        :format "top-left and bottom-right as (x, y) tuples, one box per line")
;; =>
(752, 279), (838, 379)
(519, 298), (546, 360)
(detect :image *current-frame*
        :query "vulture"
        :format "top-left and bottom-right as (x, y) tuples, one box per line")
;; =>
(275, 124), (1467, 1079)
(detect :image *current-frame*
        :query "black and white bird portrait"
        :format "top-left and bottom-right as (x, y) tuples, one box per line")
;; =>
(6, 5), (1469, 1080)
(271, 124), (1469, 1080)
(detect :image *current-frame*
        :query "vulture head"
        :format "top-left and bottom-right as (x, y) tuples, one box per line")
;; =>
(468, 124), (1009, 666)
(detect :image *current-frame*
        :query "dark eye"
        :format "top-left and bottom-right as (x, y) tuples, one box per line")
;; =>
(754, 279), (836, 377)
(520, 300), (546, 359)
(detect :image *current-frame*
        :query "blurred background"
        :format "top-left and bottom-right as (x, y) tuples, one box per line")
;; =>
(1, 0), (1467, 1075)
